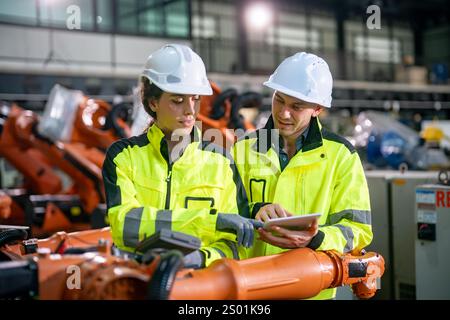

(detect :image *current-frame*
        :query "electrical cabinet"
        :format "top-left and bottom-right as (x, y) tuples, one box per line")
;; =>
(415, 184), (450, 299)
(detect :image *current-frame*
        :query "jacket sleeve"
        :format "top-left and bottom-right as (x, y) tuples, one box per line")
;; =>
(308, 148), (373, 254)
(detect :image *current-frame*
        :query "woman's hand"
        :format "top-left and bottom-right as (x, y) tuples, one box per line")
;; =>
(216, 213), (264, 248)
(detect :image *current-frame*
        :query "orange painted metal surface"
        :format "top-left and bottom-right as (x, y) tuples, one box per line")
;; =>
(1, 227), (384, 300)
(0, 192), (12, 219)
(71, 98), (131, 150)
(0, 104), (108, 234)
(0, 106), (64, 195)
(199, 81), (256, 148)
(1, 227), (112, 256)
(170, 248), (384, 300)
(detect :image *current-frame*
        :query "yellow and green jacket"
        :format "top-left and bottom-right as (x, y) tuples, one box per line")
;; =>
(102, 124), (250, 266)
(232, 115), (372, 299)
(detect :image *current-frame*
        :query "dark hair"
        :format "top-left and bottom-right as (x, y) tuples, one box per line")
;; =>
(140, 76), (164, 119)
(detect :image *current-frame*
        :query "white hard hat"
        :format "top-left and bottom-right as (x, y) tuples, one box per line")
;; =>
(141, 44), (212, 96)
(264, 52), (333, 108)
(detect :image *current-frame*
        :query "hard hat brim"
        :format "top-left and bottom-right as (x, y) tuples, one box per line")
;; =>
(263, 81), (331, 108)
(159, 83), (213, 96)
(141, 74), (213, 96)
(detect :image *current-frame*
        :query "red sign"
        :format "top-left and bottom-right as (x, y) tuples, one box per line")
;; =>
(436, 190), (450, 208)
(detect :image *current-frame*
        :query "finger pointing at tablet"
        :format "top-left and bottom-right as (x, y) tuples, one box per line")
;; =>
(255, 203), (293, 222)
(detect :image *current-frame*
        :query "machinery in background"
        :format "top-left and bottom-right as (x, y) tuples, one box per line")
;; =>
(351, 111), (450, 170)
(415, 171), (450, 299)
(0, 104), (106, 235)
(0, 225), (385, 300)
(410, 124), (450, 171)
(0, 102), (64, 196)
(0, 192), (11, 219)
(0, 85), (133, 236)
(70, 96), (131, 152)
(198, 82), (258, 148)
(0, 225), (112, 259)
(36, 84), (132, 167)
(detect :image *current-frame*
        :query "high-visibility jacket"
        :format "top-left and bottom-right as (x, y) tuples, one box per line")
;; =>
(102, 124), (249, 266)
(232, 116), (372, 299)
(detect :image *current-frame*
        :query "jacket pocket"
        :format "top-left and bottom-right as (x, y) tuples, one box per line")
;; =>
(178, 182), (225, 210)
(184, 196), (215, 209)
(249, 178), (267, 203)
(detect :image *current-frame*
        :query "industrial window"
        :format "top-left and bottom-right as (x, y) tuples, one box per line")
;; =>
(0, 0), (38, 26)
(119, 0), (190, 37)
(166, 0), (189, 37)
(118, 0), (139, 33)
(39, 0), (95, 30)
(267, 26), (320, 49)
(192, 15), (216, 39)
(354, 36), (401, 63)
(97, 0), (113, 32)
(0, 0), (190, 38)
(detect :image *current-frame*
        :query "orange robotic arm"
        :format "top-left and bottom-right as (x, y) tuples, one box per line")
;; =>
(12, 108), (105, 213)
(0, 226), (384, 300)
(71, 98), (131, 150)
(0, 106), (63, 195)
(0, 226), (112, 259)
(169, 248), (384, 300)
(2, 250), (382, 300)
(0, 192), (12, 219)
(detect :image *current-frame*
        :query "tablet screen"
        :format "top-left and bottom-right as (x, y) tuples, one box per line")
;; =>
(263, 213), (321, 230)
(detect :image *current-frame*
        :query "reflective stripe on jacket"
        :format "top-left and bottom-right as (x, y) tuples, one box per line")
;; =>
(102, 124), (249, 266)
(232, 116), (372, 299)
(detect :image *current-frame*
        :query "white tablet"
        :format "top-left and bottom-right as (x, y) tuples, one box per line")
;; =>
(263, 213), (321, 230)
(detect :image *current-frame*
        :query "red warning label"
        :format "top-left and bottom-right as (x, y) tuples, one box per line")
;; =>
(436, 190), (450, 208)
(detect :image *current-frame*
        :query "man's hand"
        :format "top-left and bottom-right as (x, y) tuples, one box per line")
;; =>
(255, 204), (293, 221)
(257, 219), (319, 249)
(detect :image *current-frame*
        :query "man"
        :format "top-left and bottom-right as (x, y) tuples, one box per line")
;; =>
(232, 52), (372, 299)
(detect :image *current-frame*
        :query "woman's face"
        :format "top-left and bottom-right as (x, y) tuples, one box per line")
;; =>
(150, 92), (201, 136)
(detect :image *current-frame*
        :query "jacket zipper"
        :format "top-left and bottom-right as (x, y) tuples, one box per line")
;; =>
(165, 163), (172, 209)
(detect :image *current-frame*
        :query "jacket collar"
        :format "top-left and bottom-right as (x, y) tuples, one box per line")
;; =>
(254, 115), (323, 153)
(147, 123), (201, 157)
(279, 124), (309, 153)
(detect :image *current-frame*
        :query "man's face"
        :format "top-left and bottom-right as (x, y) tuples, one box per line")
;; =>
(271, 91), (322, 140)
(150, 92), (201, 136)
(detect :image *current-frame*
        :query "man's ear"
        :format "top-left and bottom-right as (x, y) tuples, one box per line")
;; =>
(312, 106), (323, 117)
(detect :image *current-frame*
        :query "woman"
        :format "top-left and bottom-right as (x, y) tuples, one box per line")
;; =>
(102, 44), (260, 268)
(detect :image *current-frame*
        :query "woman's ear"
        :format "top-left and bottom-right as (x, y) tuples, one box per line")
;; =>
(149, 98), (158, 113)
